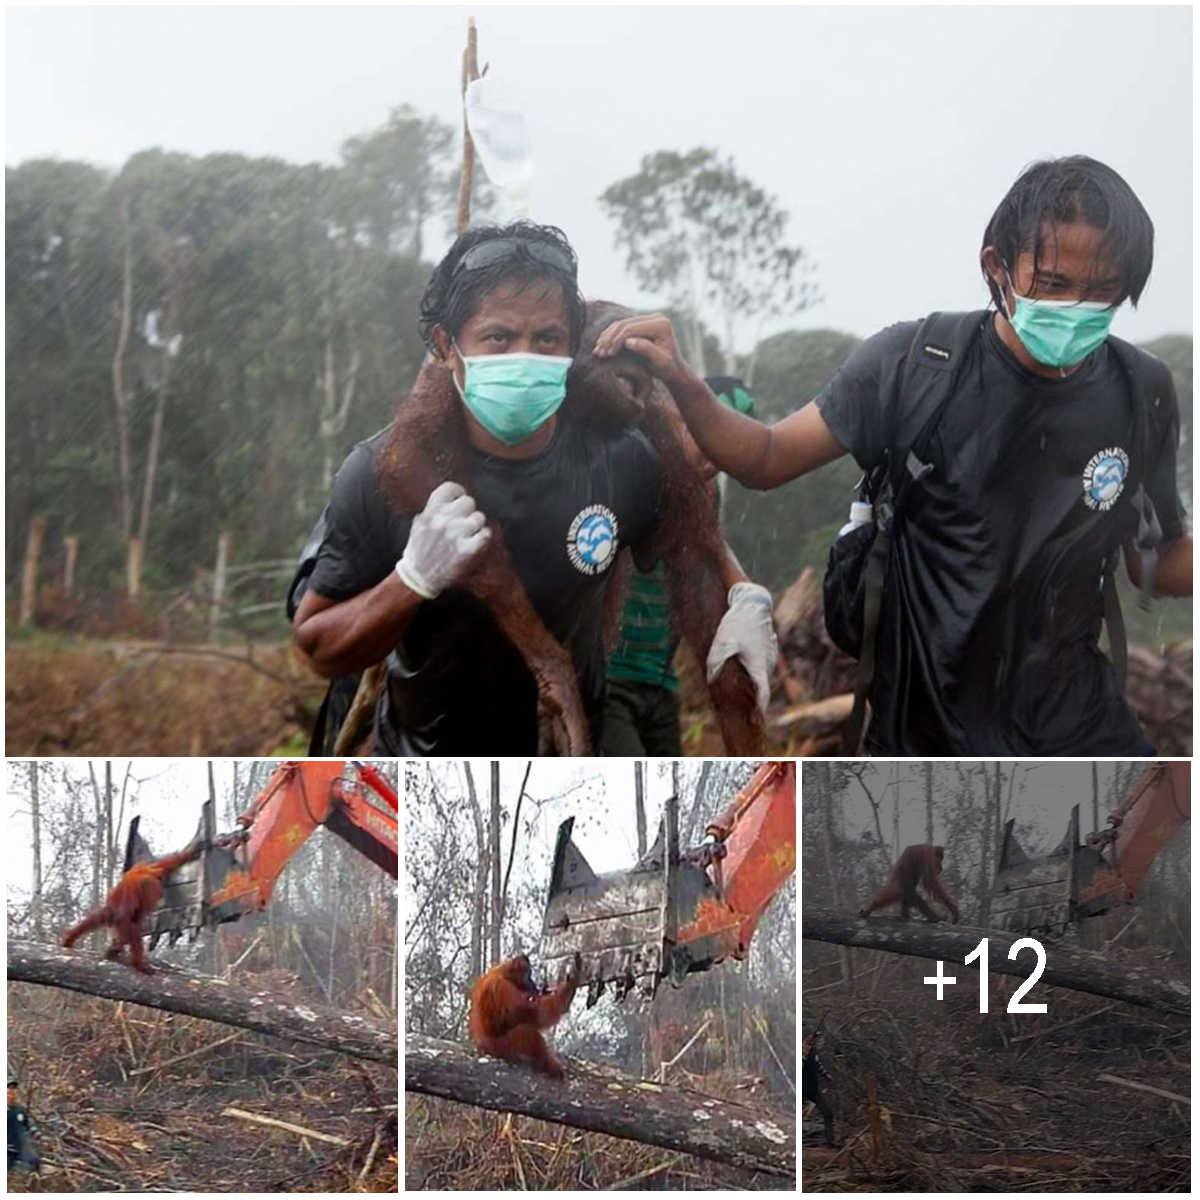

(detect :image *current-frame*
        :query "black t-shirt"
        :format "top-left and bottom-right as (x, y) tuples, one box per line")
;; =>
(305, 417), (662, 754)
(817, 315), (1185, 756)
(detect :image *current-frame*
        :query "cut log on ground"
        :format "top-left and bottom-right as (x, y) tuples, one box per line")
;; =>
(801, 909), (1189, 1017)
(405, 1033), (795, 1179)
(8, 940), (397, 1066)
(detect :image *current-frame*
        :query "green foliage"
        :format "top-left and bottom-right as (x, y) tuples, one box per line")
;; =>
(723, 329), (863, 591)
(5, 107), (472, 604)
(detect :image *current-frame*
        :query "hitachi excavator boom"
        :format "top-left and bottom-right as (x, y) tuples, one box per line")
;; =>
(127, 760), (399, 950)
(540, 761), (795, 1005)
(991, 761), (1189, 935)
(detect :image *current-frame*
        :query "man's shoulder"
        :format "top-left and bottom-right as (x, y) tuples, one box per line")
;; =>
(332, 426), (392, 487)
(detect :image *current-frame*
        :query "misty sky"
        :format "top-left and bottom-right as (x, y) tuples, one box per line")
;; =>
(6, 759), (236, 898)
(5, 5), (1192, 352)
(810, 760), (1162, 849)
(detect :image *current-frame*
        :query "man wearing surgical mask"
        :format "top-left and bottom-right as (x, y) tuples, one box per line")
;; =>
(597, 157), (1191, 756)
(292, 222), (775, 754)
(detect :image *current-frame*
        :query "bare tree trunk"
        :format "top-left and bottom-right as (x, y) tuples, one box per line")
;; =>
(802, 908), (1188, 1016)
(135, 366), (170, 560)
(88, 762), (102, 910)
(680, 760), (713, 845)
(406, 1033), (794, 1177)
(104, 760), (114, 887)
(10, 941), (398, 1065)
(19, 517), (46, 627)
(63, 535), (79, 596)
(207, 761), (223, 976)
(112, 198), (135, 541)
(319, 334), (360, 493)
(634, 761), (647, 859)
(30, 763), (43, 939)
(489, 761), (501, 965)
(923, 761), (933, 842)
(464, 764), (487, 984)
(816, 763), (854, 988)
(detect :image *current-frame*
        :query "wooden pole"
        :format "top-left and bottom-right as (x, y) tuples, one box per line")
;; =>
(19, 517), (46, 627)
(454, 18), (480, 237)
(62, 534), (79, 597)
(331, 17), (482, 756)
(126, 535), (142, 600)
(209, 530), (231, 641)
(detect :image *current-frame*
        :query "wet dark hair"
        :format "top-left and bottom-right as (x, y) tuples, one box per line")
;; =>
(981, 156), (1154, 309)
(419, 221), (587, 352)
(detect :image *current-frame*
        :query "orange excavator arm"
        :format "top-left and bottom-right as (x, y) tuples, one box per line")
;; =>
(1075, 760), (1190, 916)
(130, 760), (398, 949)
(540, 761), (795, 1005)
(992, 761), (1189, 934)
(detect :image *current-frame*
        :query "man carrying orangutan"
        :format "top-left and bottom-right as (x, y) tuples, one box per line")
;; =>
(596, 156), (1191, 756)
(292, 222), (776, 754)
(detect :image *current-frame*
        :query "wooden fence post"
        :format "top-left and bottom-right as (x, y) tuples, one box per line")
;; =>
(19, 517), (46, 627)
(63, 535), (79, 597)
(127, 536), (143, 600)
(210, 531), (231, 642)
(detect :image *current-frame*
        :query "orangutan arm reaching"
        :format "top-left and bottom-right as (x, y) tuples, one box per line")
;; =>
(593, 313), (847, 489)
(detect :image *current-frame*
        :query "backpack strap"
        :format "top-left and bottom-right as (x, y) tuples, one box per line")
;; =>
(842, 311), (986, 754)
(1094, 338), (1173, 686)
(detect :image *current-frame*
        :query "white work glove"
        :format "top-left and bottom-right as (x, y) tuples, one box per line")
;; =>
(705, 582), (779, 713)
(395, 481), (491, 600)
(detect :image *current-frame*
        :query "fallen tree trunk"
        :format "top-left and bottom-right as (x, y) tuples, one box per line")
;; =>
(406, 1033), (795, 1178)
(8, 940), (397, 1066)
(801, 910), (1189, 1016)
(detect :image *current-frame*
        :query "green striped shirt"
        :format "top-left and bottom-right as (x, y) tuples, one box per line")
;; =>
(607, 560), (678, 689)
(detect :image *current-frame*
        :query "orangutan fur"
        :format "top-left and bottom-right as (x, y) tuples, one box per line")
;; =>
(375, 300), (765, 755)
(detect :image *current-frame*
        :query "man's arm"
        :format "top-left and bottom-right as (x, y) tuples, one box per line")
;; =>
(295, 480), (491, 677)
(593, 313), (849, 489)
(1126, 535), (1192, 597)
(294, 577), (425, 679)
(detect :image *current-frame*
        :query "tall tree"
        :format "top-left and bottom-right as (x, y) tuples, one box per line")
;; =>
(600, 148), (816, 372)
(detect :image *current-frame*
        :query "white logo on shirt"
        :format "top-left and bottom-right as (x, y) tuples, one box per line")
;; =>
(566, 505), (619, 575)
(1081, 446), (1129, 512)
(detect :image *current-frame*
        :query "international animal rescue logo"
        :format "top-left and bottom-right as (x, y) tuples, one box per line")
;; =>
(566, 504), (618, 575)
(1081, 446), (1130, 512)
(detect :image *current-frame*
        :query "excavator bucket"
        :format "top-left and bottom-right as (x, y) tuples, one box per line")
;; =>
(540, 798), (687, 1005)
(540, 762), (796, 1005)
(126, 801), (240, 950)
(992, 763), (1190, 934)
(991, 806), (1101, 935)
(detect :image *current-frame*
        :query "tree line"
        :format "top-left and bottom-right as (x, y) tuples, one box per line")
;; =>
(6, 104), (1191, 644)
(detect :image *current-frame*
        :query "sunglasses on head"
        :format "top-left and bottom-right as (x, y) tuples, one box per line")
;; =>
(451, 237), (576, 279)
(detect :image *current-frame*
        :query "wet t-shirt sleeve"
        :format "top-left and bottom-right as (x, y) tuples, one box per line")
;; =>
(814, 321), (921, 470)
(1145, 370), (1187, 544)
(307, 442), (405, 602)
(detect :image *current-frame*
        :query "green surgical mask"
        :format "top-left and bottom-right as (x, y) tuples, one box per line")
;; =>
(453, 343), (571, 445)
(1004, 274), (1117, 369)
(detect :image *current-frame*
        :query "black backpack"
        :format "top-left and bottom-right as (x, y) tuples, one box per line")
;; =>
(823, 310), (1173, 754)
(286, 506), (366, 756)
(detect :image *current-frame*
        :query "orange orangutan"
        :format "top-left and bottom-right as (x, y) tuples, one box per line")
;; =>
(858, 844), (959, 923)
(468, 953), (581, 1078)
(60, 845), (201, 974)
